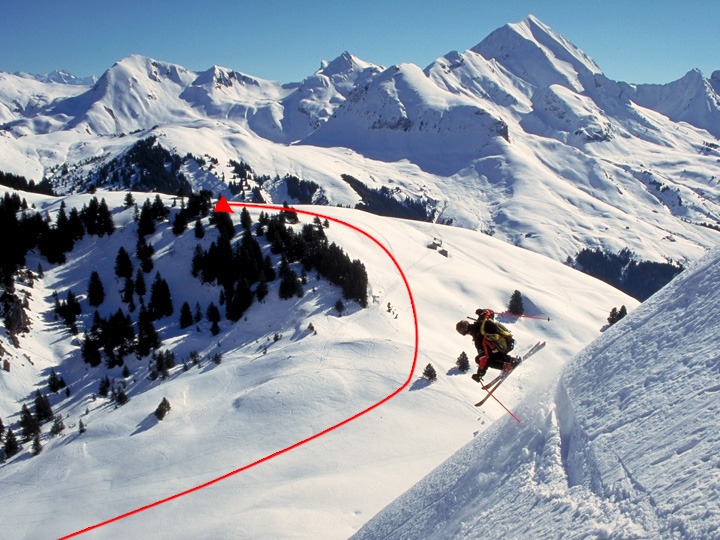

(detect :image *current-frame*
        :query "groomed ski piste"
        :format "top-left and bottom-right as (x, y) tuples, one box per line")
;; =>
(0, 192), (638, 539)
(351, 244), (720, 540)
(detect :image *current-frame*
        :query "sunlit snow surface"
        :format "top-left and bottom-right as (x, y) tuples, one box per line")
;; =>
(352, 246), (720, 540)
(0, 195), (636, 539)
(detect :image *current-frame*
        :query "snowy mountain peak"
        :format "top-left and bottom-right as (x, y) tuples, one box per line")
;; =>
(472, 14), (602, 92)
(319, 51), (373, 77)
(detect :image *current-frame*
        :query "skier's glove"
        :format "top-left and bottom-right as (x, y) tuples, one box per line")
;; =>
(471, 370), (485, 383)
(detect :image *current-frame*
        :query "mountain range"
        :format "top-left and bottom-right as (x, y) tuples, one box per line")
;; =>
(1, 15), (719, 272)
(1, 15), (719, 540)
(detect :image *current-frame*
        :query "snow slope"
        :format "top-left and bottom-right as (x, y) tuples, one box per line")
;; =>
(0, 192), (636, 539)
(351, 244), (720, 540)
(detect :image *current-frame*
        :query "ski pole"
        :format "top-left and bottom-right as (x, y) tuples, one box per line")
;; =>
(496, 312), (551, 321)
(482, 387), (520, 423)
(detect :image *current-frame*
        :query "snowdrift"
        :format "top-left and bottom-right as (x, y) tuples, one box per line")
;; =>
(351, 244), (720, 539)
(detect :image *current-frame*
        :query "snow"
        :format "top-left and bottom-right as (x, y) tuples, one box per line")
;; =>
(351, 245), (720, 540)
(1, 13), (720, 539)
(0, 191), (636, 539)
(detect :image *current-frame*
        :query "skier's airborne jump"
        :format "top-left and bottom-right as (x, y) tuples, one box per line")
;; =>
(456, 308), (519, 383)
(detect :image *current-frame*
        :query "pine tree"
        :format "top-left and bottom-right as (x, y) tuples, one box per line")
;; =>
(137, 305), (161, 357)
(255, 276), (268, 302)
(194, 302), (203, 323)
(135, 267), (146, 297)
(240, 207), (252, 230)
(20, 404), (40, 440)
(154, 349), (175, 379)
(50, 414), (65, 437)
(81, 332), (102, 367)
(48, 367), (66, 393)
(124, 192), (135, 209)
(335, 299), (345, 315)
(115, 387), (129, 406)
(115, 247), (133, 280)
(226, 279), (253, 321)
(456, 352), (470, 373)
(607, 305), (628, 326)
(206, 302), (221, 335)
(172, 211), (188, 236)
(78, 419), (86, 434)
(137, 199), (156, 237)
(35, 390), (54, 423)
(87, 270), (105, 307)
(155, 397), (171, 420)
(148, 272), (173, 320)
(209, 211), (235, 240)
(194, 219), (205, 239)
(67, 207), (85, 241)
(32, 432), (42, 455)
(4, 428), (19, 458)
(61, 290), (82, 328)
(151, 194), (169, 222)
(191, 244), (204, 278)
(422, 363), (437, 382)
(97, 198), (115, 236)
(179, 302), (193, 329)
(98, 376), (111, 397)
(0, 416), (4, 437)
(508, 290), (524, 315)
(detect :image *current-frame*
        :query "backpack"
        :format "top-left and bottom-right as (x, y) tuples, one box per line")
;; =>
(481, 319), (515, 354)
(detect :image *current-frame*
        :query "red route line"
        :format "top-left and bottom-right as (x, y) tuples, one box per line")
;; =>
(58, 202), (419, 540)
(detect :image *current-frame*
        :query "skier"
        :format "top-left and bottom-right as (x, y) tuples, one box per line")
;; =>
(456, 309), (519, 383)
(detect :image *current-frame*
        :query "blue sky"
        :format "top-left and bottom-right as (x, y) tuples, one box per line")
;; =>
(2, 0), (718, 84)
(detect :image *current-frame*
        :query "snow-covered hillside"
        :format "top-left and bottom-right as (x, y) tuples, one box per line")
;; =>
(2, 13), (720, 539)
(351, 244), (720, 540)
(0, 190), (636, 539)
(1, 15), (719, 272)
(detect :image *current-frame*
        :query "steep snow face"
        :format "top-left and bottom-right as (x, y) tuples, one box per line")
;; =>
(472, 14), (602, 94)
(520, 83), (613, 143)
(351, 245), (720, 540)
(632, 69), (720, 139)
(424, 49), (532, 114)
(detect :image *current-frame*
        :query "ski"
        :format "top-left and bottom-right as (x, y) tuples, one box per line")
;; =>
(475, 371), (511, 407)
(474, 341), (545, 407)
(479, 372), (504, 392)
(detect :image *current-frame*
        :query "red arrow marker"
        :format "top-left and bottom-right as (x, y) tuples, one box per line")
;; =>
(214, 195), (234, 213)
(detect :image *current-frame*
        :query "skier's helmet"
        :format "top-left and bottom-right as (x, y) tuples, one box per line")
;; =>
(456, 320), (470, 335)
